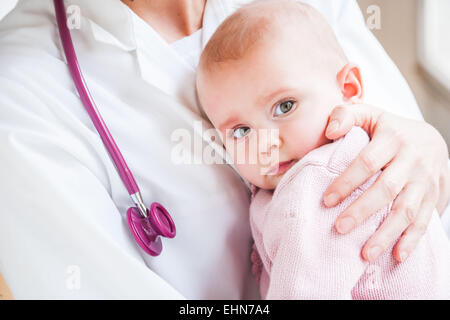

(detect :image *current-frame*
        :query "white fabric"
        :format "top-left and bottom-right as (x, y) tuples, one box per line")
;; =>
(170, 29), (203, 70)
(0, 0), (448, 299)
(0, 0), (254, 299)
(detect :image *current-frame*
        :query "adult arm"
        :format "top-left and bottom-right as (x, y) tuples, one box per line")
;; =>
(324, 104), (449, 263)
(315, 0), (450, 263)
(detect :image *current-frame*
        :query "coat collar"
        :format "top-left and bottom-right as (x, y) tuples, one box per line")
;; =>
(66, 0), (240, 97)
(67, 0), (136, 51)
(67, 0), (245, 53)
(63, 0), (250, 185)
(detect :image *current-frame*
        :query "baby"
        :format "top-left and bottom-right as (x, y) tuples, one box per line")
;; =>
(196, 0), (450, 299)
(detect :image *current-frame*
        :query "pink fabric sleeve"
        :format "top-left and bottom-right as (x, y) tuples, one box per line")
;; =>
(250, 128), (450, 299)
(264, 165), (383, 299)
(250, 243), (270, 298)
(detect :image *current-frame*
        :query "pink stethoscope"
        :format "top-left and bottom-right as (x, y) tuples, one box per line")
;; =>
(53, 0), (176, 256)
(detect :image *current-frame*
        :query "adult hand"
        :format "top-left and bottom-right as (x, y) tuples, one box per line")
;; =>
(323, 104), (450, 263)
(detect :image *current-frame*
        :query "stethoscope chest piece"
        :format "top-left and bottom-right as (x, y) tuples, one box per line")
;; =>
(126, 203), (176, 256)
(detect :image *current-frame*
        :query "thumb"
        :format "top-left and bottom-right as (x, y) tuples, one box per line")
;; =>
(325, 104), (383, 140)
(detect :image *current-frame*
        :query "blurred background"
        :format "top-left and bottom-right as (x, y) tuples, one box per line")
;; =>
(1, 0), (449, 154)
(358, 0), (450, 155)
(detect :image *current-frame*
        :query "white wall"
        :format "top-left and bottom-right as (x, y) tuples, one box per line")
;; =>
(357, 0), (450, 154)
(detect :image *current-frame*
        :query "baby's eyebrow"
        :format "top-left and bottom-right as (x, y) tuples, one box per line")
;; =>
(218, 116), (239, 131)
(258, 87), (296, 106)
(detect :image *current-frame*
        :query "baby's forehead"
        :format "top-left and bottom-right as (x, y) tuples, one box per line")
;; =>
(199, 0), (344, 70)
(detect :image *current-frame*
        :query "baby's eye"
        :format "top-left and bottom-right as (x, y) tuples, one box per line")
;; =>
(232, 126), (251, 139)
(273, 100), (296, 117)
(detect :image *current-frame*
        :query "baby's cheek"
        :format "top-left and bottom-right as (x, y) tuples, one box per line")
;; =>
(235, 162), (259, 184)
(234, 162), (273, 189)
(284, 111), (331, 159)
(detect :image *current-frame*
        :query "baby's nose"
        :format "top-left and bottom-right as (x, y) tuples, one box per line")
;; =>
(259, 129), (281, 154)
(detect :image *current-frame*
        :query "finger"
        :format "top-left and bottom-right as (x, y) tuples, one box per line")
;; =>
(323, 129), (398, 208)
(325, 104), (383, 140)
(393, 192), (436, 262)
(436, 165), (450, 215)
(334, 151), (411, 234)
(361, 182), (424, 262)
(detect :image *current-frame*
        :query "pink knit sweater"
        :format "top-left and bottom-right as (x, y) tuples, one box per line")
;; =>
(249, 127), (450, 299)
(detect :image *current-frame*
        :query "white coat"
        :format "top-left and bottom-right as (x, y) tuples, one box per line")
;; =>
(0, 0), (449, 299)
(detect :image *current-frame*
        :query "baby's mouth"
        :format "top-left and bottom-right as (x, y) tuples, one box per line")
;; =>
(264, 160), (296, 176)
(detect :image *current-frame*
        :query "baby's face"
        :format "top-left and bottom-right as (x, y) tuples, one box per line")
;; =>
(197, 39), (348, 190)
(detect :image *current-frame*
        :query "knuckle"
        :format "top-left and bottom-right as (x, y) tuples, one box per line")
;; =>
(415, 156), (428, 171)
(412, 222), (428, 236)
(391, 207), (413, 226)
(340, 176), (353, 190)
(360, 150), (378, 175)
(425, 178), (440, 202)
(331, 177), (352, 198)
(353, 203), (370, 222)
(394, 130), (408, 147)
(399, 205), (417, 225)
(404, 145), (420, 164)
(382, 178), (401, 200)
(330, 106), (346, 119)
(431, 178), (439, 194)
(377, 112), (394, 132)
(404, 206), (417, 223)
(424, 175), (437, 193)
(333, 105), (347, 114)
(430, 184), (440, 203)
(414, 150), (430, 168)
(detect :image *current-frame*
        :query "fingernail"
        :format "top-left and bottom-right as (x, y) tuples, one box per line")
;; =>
(399, 251), (409, 262)
(324, 192), (339, 207)
(336, 216), (355, 234)
(327, 120), (340, 134)
(367, 246), (383, 262)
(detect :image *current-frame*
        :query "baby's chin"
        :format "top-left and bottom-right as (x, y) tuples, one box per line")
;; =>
(241, 160), (299, 190)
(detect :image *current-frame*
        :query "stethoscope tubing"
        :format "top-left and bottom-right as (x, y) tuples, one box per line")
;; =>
(53, 0), (176, 255)
(54, 0), (140, 196)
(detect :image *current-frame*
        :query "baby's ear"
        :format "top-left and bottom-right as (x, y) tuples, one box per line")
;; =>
(337, 63), (363, 103)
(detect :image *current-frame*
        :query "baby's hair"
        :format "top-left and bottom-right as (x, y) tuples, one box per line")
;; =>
(199, 0), (348, 72)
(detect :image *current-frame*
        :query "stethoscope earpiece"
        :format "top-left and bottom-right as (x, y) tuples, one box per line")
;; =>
(126, 203), (176, 256)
